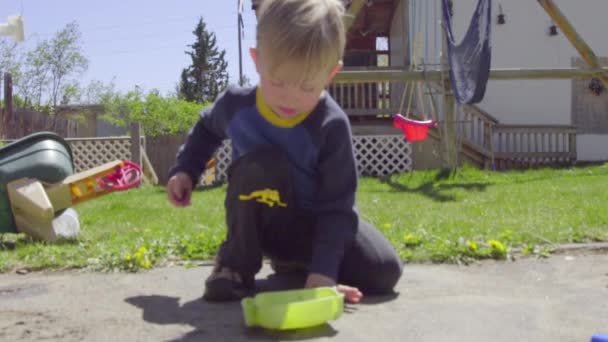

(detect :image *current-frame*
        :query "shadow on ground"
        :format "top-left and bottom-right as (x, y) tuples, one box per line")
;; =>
(378, 170), (489, 202)
(125, 272), (398, 341)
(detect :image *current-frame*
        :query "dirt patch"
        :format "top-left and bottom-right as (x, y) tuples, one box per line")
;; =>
(0, 283), (48, 298)
(0, 311), (86, 341)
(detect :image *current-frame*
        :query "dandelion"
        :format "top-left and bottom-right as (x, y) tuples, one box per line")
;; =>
(487, 239), (507, 259)
(403, 233), (422, 247)
(467, 240), (478, 253)
(140, 259), (152, 269)
(130, 246), (154, 269)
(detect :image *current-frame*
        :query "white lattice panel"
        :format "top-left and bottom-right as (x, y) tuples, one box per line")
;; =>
(353, 135), (412, 176)
(214, 140), (233, 182)
(207, 134), (411, 183)
(68, 138), (131, 173)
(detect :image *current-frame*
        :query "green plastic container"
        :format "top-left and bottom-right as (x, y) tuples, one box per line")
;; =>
(0, 132), (74, 233)
(241, 287), (344, 330)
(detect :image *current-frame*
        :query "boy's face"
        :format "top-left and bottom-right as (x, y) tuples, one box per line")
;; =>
(250, 48), (342, 118)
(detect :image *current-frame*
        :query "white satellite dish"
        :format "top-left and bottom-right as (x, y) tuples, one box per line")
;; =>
(0, 15), (25, 42)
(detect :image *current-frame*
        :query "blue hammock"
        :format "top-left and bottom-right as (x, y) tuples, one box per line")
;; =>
(442, 0), (492, 104)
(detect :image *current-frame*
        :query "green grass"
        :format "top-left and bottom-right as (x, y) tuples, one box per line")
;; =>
(1, 163), (607, 272)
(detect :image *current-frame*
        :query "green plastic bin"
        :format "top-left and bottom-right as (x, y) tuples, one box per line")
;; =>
(241, 287), (344, 330)
(0, 132), (74, 233)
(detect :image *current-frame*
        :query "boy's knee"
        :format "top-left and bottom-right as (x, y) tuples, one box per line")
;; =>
(365, 258), (403, 295)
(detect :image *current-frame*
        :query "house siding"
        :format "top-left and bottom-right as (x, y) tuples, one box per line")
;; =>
(391, 0), (608, 161)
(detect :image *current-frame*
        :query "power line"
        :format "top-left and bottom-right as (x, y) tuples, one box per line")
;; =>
(86, 35), (255, 56)
(78, 15), (201, 33)
(86, 39), (254, 57)
(87, 44), (190, 57)
(84, 30), (202, 46)
(83, 24), (256, 46)
(80, 18), (243, 34)
(32, 15), (253, 40)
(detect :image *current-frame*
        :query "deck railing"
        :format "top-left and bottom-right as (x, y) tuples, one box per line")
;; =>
(328, 80), (399, 117)
(492, 124), (577, 167)
(460, 105), (498, 158)
(329, 68), (578, 169)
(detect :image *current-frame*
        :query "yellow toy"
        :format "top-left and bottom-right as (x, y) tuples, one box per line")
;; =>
(6, 160), (141, 241)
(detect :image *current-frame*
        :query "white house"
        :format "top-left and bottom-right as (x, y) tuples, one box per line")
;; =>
(447, 0), (608, 161)
(332, 0), (608, 170)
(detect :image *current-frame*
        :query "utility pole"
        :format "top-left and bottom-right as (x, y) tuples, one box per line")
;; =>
(237, 0), (244, 86)
(3, 73), (13, 139)
(440, 1), (458, 171)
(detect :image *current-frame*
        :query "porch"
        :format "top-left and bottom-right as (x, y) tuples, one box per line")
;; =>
(335, 0), (578, 170)
(328, 72), (577, 170)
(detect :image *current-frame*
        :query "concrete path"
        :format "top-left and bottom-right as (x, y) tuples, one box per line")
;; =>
(1, 253), (607, 341)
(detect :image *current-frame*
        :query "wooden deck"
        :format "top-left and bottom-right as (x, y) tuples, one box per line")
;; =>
(329, 74), (578, 170)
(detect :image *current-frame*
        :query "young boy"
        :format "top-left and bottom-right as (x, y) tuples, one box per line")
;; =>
(167, 0), (402, 303)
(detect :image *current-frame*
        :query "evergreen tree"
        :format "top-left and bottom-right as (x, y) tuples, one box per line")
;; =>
(179, 17), (229, 103)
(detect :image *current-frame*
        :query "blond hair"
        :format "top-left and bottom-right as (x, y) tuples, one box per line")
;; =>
(256, 0), (346, 83)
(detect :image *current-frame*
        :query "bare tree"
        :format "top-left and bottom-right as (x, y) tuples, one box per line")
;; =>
(46, 22), (88, 107)
(1, 21), (88, 110)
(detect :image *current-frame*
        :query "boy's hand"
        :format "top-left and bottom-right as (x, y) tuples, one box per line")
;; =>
(166, 172), (193, 207)
(305, 273), (363, 304)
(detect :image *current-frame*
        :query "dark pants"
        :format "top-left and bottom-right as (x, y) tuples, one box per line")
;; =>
(218, 148), (403, 294)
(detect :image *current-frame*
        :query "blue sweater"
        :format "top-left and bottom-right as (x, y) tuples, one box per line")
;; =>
(169, 85), (358, 280)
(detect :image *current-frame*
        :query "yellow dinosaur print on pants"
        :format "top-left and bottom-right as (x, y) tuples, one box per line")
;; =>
(239, 188), (287, 208)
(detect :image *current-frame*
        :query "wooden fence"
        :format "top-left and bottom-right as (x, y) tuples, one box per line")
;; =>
(145, 134), (188, 186)
(0, 108), (81, 139)
(1, 72), (82, 139)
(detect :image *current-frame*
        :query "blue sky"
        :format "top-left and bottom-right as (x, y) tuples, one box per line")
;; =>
(0, 0), (259, 95)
